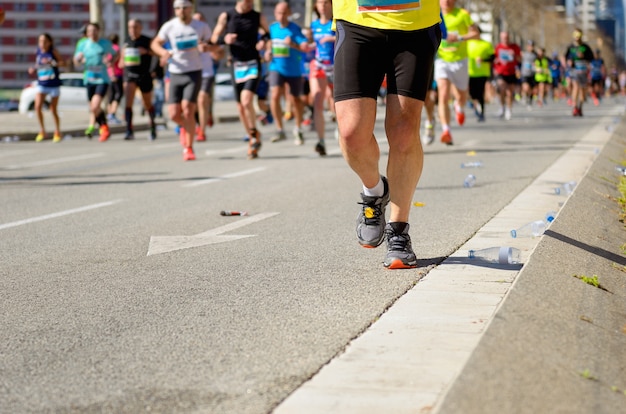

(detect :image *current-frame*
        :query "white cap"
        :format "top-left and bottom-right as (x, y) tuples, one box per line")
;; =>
(173, 0), (193, 8)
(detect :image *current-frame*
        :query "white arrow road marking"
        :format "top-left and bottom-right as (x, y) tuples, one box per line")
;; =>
(0, 200), (123, 231)
(182, 167), (266, 188)
(147, 212), (279, 256)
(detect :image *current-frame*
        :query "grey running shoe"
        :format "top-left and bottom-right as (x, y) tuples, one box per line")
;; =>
(383, 222), (417, 269)
(356, 176), (390, 248)
(271, 131), (286, 143)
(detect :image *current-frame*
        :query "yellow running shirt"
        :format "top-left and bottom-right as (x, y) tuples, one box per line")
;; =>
(333, 0), (440, 31)
(438, 7), (474, 62)
(467, 39), (494, 78)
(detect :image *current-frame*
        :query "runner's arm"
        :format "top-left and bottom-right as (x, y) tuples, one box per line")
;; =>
(211, 12), (228, 45)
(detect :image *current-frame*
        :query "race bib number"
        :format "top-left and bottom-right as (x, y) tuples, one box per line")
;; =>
(574, 61), (589, 70)
(234, 60), (259, 84)
(439, 31), (459, 54)
(272, 39), (290, 58)
(86, 65), (103, 83)
(37, 67), (56, 81)
(124, 48), (141, 66)
(175, 34), (198, 51)
(357, 0), (421, 12)
(499, 50), (513, 62)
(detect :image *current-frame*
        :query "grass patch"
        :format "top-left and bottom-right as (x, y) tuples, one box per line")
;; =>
(573, 274), (612, 293)
(574, 274), (600, 287)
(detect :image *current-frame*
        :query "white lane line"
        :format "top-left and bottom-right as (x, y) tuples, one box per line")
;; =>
(205, 145), (249, 156)
(0, 200), (123, 231)
(274, 107), (622, 414)
(182, 167), (266, 188)
(0, 150), (34, 159)
(141, 142), (180, 150)
(5, 153), (105, 170)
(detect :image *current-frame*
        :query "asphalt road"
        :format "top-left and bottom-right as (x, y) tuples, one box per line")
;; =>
(0, 98), (622, 413)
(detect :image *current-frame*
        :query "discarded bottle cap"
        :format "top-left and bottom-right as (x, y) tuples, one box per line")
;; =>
(220, 211), (248, 216)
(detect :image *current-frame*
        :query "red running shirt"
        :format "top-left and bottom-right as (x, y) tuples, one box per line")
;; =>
(494, 43), (521, 76)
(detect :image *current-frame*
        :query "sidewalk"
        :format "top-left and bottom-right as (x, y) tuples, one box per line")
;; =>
(0, 100), (240, 141)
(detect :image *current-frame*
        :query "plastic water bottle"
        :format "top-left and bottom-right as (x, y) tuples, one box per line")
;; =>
(463, 174), (476, 188)
(468, 247), (521, 264)
(461, 161), (483, 168)
(510, 220), (546, 238)
(554, 180), (576, 195)
(545, 211), (557, 223)
(616, 166), (626, 176)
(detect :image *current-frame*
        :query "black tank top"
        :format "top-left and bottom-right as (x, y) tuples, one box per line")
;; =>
(225, 8), (260, 61)
(123, 35), (153, 76)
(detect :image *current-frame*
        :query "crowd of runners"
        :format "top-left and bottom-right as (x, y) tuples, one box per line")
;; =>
(26, 0), (337, 162)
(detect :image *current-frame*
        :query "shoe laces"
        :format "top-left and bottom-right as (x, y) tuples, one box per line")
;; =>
(358, 198), (384, 225)
(385, 229), (411, 252)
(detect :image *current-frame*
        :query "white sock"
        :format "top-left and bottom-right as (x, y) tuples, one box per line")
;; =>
(363, 176), (384, 197)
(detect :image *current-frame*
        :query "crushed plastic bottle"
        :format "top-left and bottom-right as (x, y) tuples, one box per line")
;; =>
(554, 180), (576, 195)
(463, 174), (476, 188)
(616, 166), (626, 176)
(510, 220), (546, 238)
(468, 246), (521, 264)
(460, 161), (483, 168)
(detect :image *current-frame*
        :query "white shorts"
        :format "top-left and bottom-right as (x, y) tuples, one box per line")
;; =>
(435, 58), (469, 91)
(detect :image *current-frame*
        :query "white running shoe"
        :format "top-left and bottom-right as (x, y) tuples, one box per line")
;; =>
(422, 124), (435, 145)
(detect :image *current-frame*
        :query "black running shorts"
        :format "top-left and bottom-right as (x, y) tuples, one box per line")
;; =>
(168, 70), (202, 104)
(334, 20), (441, 102)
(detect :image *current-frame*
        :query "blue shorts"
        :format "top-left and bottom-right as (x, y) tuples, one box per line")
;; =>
(36, 85), (60, 97)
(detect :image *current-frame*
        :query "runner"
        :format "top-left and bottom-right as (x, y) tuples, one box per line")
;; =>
(564, 28), (594, 117)
(422, 13), (447, 145)
(73, 22), (116, 142)
(211, 0), (270, 159)
(436, 0), (480, 145)
(549, 51), (564, 101)
(193, 11), (224, 142)
(493, 31), (521, 121)
(266, 1), (310, 146)
(333, 0), (440, 268)
(589, 49), (606, 105)
(520, 40), (537, 107)
(152, 0), (218, 161)
(533, 47), (551, 107)
(309, 0), (336, 156)
(120, 18), (157, 141)
(106, 34), (124, 125)
(466, 28), (494, 122)
(29, 33), (66, 142)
